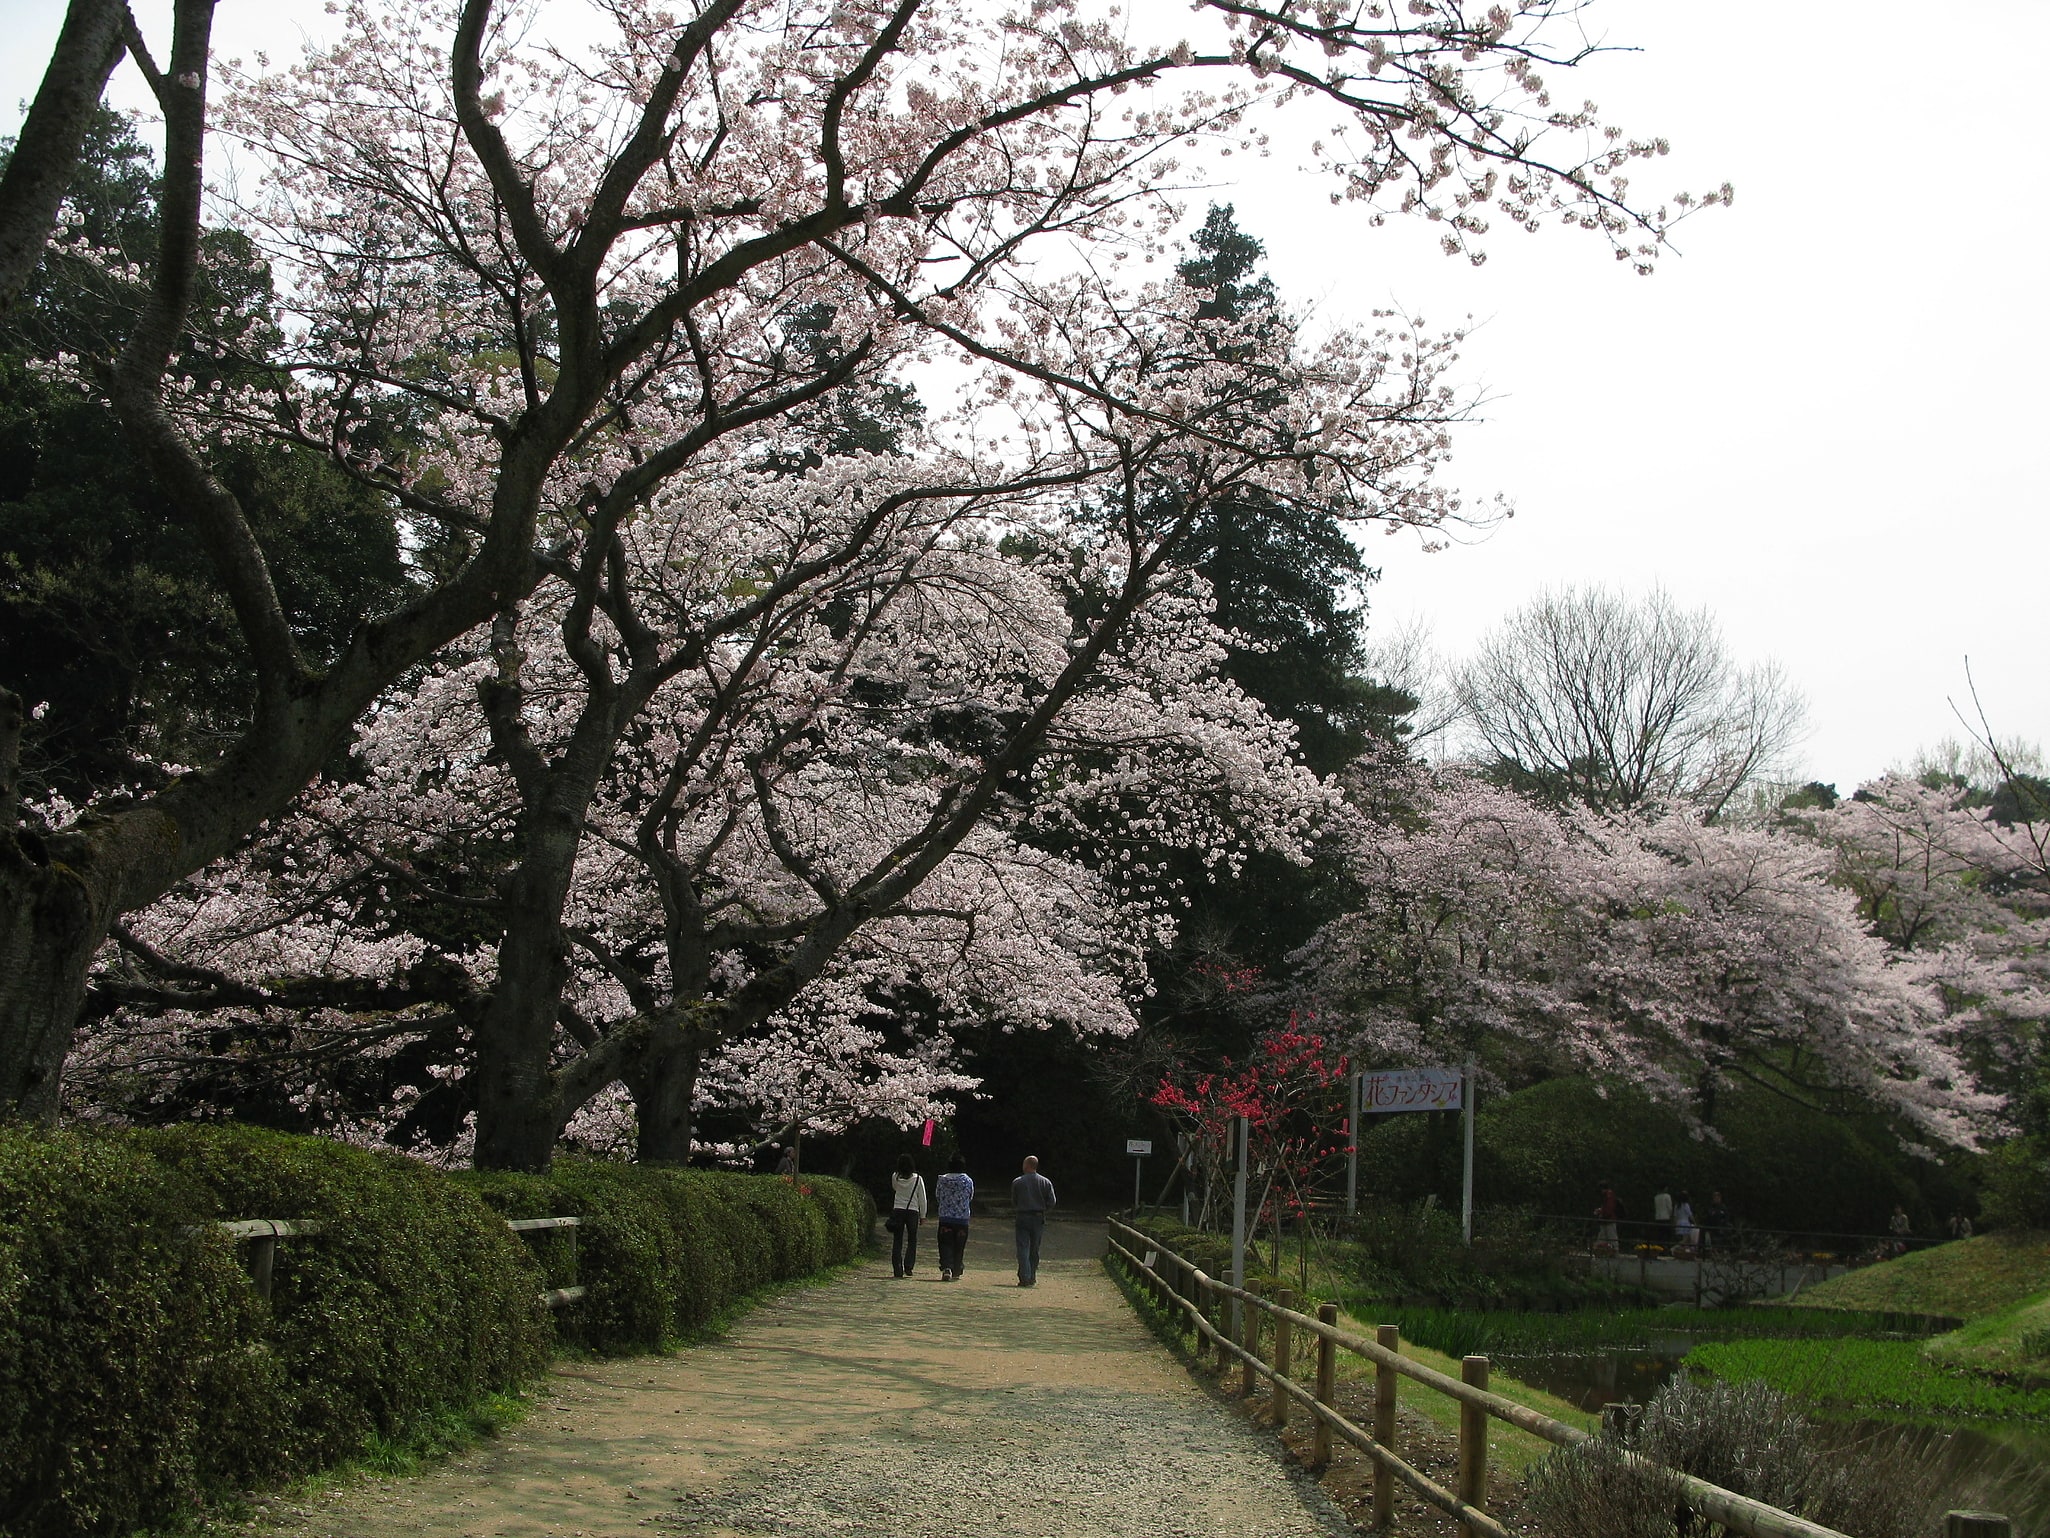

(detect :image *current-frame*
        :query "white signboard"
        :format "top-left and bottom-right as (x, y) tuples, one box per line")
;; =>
(1361, 1067), (1464, 1114)
(1126, 1139), (1153, 1156)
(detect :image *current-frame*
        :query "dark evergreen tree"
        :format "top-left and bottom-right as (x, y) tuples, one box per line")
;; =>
(1, 110), (412, 800)
(956, 209), (1418, 1188)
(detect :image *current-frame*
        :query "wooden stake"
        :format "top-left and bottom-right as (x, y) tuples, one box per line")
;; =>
(1241, 1283), (1261, 1396)
(1312, 1302), (1338, 1468)
(1373, 1324), (1398, 1529)
(1271, 1288), (1295, 1427)
(1946, 1516), (2012, 1538)
(1458, 1355), (1490, 1527)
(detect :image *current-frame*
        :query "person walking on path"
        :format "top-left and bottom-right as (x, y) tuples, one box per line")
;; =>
(934, 1155), (974, 1281)
(889, 1155), (928, 1278)
(1653, 1186), (1673, 1243)
(1673, 1192), (1696, 1251)
(1012, 1155), (1057, 1286)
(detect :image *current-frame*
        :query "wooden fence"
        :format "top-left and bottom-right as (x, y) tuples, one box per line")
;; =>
(1104, 1218), (2013, 1538)
(215, 1215), (587, 1309)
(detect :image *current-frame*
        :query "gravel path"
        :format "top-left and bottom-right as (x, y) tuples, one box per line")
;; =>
(232, 1215), (1353, 1538)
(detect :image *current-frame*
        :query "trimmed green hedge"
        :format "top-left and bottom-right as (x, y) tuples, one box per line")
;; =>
(0, 1127), (874, 1538)
(1119, 1214), (1280, 1293)
(453, 1161), (872, 1353)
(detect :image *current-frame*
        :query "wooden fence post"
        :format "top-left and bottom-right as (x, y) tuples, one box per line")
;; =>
(1271, 1288), (1295, 1427)
(1373, 1324), (1398, 1529)
(1241, 1283), (1262, 1396)
(1946, 1516), (2012, 1538)
(1312, 1302), (1338, 1468)
(247, 1233), (277, 1301)
(1458, 1355), (1490, 1527)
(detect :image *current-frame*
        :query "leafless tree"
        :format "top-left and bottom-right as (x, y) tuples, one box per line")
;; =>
(1451, 586), (1805, 821)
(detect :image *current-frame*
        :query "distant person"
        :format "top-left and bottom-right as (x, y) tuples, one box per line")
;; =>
(1948, 1212), (1974, 1241)
(889, 1155), (928, 1278)
(935, 1154), (974, 1282)
(1888, 1204), (1911, 1257)
(1595, 1185), (1622, 1247)
(1704, 1191), (1730, 1251)
(1012, 1155), (1058, 1287)
(776, 1144), (799, 1177)
(1673, 1193), (1696, 1250)
(1653, 1186), (1674, 1241)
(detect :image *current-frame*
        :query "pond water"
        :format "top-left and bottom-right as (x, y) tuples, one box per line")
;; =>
(1495, 1347), (2050, 1536)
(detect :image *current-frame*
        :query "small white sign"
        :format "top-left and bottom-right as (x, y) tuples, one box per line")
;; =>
(1361, 1067), (1464, 1114)
(1126, 1138), (1154, 1156)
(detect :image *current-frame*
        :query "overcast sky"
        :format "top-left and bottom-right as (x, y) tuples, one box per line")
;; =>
(6, 0), (2044, 791)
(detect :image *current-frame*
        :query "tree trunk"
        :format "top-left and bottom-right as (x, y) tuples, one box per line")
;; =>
(469, 811), (583, 1172)
(0, 855), (103, 1118)
(0, 0), (129, 312)
(626, 1029), (701, 1166)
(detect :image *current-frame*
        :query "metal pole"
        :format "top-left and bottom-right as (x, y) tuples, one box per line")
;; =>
(1346, 1070), (1361, 1217)
(1461, 1058), (1476, 1246)
(1230, 1114), (1249, 1340)
(1133, 1154), (1143, 1216)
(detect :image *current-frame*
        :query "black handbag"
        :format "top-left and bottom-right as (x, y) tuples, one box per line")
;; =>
(884, 1208), (905, 1234)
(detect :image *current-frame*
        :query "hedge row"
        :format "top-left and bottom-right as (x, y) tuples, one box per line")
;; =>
(0, 1124), (874, 1538)
(454, 1161), (872, 1351)
(1118, 1214), (1281, 1293)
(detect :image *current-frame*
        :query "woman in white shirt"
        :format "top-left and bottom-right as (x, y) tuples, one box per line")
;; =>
(889, 1155), (928, 1278)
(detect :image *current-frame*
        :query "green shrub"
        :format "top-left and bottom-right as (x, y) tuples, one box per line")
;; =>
(0, 1128), (282, 1538)
(139, 1125), (552, 1470)
(0, 1124), (549, 1538)
(453, 1163), (874, 1353)
(0, 1127), (872, 1538)
(1980, 1135), (2050, 1230)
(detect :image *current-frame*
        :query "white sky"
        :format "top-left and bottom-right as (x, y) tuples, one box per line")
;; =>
(5, 0), (2044, 791)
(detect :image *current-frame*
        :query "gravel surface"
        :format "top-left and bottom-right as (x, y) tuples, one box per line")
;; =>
(219, 1213), (1354, 1538)
(668, 1383), (1350, 1538)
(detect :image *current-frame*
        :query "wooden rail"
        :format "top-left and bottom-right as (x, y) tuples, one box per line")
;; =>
(212, 1215), (586, 1309)
(1106, 1218), (1871, 1538)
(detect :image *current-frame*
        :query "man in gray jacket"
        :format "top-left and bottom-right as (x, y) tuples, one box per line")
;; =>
(1011, 1155), (1057, 1287)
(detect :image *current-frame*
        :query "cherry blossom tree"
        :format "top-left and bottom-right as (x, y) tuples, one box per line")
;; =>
(1787, 775), (2050, 1110)
(73, 433), (1338, 1166)
(1298, 763), (1994, 1146)
(3, 0), (1724, 1123)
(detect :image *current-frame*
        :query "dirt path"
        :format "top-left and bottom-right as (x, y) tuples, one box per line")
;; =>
(236, 1216), (1352, 1538)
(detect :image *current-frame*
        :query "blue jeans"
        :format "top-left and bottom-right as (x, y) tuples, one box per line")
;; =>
(1014, 1212), (1046, 1283)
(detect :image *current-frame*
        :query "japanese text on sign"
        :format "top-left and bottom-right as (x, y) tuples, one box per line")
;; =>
(1361, 1067), (1463, 1114)
(1126, 1139), (1153, 1156)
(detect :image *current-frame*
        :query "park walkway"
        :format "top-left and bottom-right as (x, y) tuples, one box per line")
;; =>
(233, 1217), (1353, 1538)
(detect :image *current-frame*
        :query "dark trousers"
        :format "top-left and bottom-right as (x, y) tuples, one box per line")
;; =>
(1014, 1212), (1046, 1283)
(891, 1212), (920, 1274)
(937, 1222), (968, 1275)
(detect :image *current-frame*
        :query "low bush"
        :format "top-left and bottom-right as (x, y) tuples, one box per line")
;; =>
(0, 1128), (874, 1538)
(454, 1161), (873, 1353)
(1523, 1375), (1934, 1538)
(0, 1124), (546, 1538)
(1344, 1198), (1645, 1308)
(1119, 1215), (1281, 1294)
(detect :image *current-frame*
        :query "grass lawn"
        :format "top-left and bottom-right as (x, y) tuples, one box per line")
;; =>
(1792, 1231), (2050, 1321)
(1334, 1306), (1596, 1477)
(1684, 1337), (2050, 1423)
